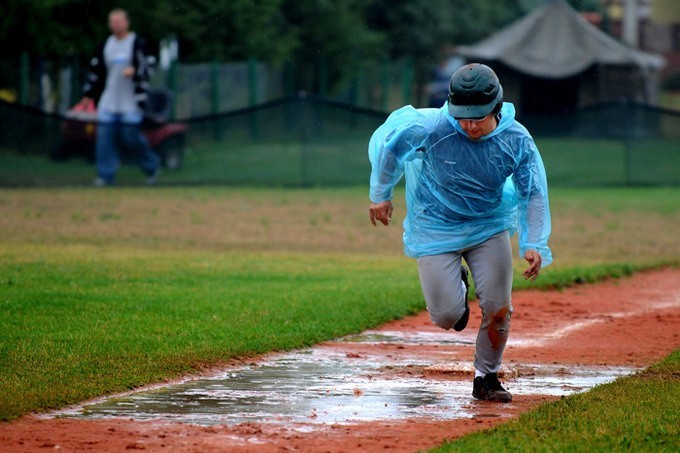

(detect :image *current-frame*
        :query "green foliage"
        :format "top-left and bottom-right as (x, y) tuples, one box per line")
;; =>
(0, 1), (543, 62)
(139, 0), (296, 64)
(1, 1), (613, 100)
(446, 1), (526, 46)
(0, 0), (112, 60)
(281, 0), (384, 90)
(363, 0), (526, 103)
(366, 0), (455, 59)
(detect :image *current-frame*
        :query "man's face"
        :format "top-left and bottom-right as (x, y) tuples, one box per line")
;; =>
(108, 12), (129, 37)
(457, 114), (497, 140)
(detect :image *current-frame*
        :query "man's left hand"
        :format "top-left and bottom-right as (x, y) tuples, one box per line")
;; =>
(523, 250), (542, 282)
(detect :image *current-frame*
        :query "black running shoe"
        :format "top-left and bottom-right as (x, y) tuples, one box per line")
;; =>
(472, 372), (513, 403)
(453, 266), (470, 332)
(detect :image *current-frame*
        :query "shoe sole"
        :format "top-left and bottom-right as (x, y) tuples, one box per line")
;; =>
(472, 390), (513, 403)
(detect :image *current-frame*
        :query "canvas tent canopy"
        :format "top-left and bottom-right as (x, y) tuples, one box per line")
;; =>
(455, 0), (666, 112)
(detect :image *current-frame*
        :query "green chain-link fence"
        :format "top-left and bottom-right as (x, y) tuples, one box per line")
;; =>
(1, 93), (679, 188)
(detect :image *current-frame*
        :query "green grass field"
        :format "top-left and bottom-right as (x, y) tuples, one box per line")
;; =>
(1, 186), (679, 450)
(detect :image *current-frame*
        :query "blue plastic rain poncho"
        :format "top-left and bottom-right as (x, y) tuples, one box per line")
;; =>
(369, 102), (552, 265)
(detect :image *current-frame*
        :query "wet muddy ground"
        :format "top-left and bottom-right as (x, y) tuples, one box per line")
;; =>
(2, 268), (680, 452)
(57, 339), (635, 427)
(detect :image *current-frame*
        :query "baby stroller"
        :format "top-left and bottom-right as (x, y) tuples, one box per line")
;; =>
(51, 89), (187, 170)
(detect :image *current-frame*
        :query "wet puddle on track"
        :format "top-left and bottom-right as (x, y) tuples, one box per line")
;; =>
(55, 331), (637, 427)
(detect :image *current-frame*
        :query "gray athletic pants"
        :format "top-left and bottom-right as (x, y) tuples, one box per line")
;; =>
(416, 230), (513, 375)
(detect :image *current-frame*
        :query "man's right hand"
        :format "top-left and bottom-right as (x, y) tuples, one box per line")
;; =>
(369, 200), (393, 226)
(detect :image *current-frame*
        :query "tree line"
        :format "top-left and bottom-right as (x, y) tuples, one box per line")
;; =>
(1, 0), (598, 93)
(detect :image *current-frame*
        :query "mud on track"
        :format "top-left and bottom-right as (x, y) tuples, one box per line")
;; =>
(2, 268), (679, 452)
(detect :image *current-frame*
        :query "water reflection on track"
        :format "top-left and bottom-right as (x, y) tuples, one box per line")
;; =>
(55, 332), (637, 426)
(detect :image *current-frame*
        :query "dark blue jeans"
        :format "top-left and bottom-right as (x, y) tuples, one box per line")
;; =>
(95, 110), (159, 184)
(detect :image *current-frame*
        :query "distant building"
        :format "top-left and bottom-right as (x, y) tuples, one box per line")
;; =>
(603, 0), (680, 81)
(454, 0), (666, 114)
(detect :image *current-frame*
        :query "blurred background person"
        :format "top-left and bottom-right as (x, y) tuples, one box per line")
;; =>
(81, 8), (159, 186)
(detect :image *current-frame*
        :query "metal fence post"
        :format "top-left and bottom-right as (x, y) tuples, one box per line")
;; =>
(211, 60), (222, 140)
(402, 56), (414, 105)
(284, 60), (296, 96)
(20, 52), (29, 106)
(381, 58), (390, 112)
(317, 56), (327, 98)
(351, 56), (362, 107)
(248, 57), (260, 140)
(624, 138), (633, 186)
(71, 56), (81, 106)
(248, 57), (259, 106)
(210, 61), (220, 114)
(167, 59), (178, 120)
